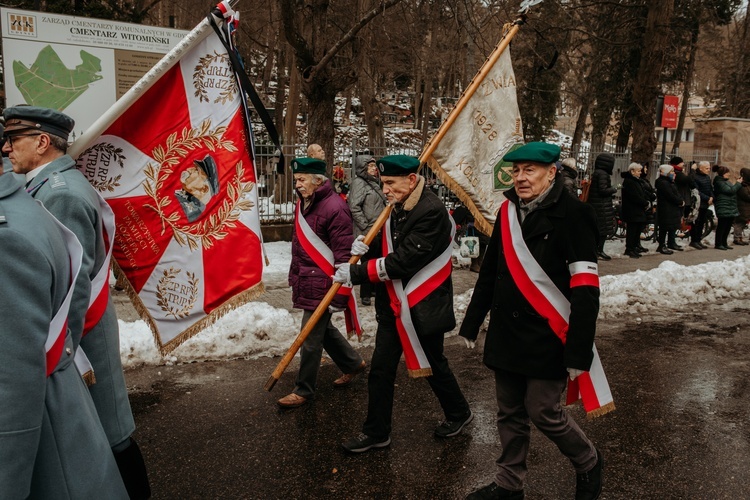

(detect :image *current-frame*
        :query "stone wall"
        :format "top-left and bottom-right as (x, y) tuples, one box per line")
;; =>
(694, 118), (750, 172)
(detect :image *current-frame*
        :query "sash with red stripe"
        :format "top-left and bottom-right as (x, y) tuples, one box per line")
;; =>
(73, 193), (115, 384)
(368, 212), (455, 378)
(294, 201), (362, 338)
(43, 206), (83, 377)
(500, 199), (614, 418)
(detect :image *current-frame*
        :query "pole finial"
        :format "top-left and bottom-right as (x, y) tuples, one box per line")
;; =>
(519, 0), (543, 14)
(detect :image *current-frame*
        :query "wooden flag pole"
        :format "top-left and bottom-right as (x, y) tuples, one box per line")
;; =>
(264, 12), (530, 392)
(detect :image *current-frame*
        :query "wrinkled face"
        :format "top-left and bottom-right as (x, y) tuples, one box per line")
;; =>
(2, 132), (45, 174)
(366, 161), (378, 176)
(294, 173), (320, 200)
(512, 162), (556, 202)
(698, 163), (710, 175)
(630, 167), (643, 177)
(381, 174), (417, 203)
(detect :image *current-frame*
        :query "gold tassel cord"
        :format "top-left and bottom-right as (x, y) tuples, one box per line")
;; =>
(407, 367), (433, 378)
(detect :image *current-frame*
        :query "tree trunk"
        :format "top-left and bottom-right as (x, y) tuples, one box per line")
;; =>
(672, 25), (699, 155)
(343, 88), (352, 126)
(304, 82), (338, 177)
(284, 51), (301, 148)
(360, 55), (385, 151)
(631, 0), (675, 163)
(571, 100), (590, 152)
(274, 38), (288, 137)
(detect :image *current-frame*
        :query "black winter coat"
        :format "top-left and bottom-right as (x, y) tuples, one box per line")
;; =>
(586, 165), (617, 238)
(459, 177), (600, 379)
(693, 170), (713, 208)
(351, 178), (455, 336)
(674, 170), (695, 207)
(620, 171), (649, 224)
(655, 175), (683, 226)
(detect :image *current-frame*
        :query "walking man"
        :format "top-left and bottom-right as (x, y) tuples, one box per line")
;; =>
(2, 106), (150, 498)
(278, 157), (366, 408)
(460, 143), (608, 500)
(0, 159), (128, 499)
(334, 155), (472, 453)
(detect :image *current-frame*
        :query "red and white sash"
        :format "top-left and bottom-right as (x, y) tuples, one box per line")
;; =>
(44, 206), (83, 377)
(500, 199), (614, 418)
(294, 201), (362, 338)
(368, 212), (455, 378)
(73, 194), (115, 384)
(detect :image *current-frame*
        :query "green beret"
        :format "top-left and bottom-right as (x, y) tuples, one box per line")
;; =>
(291, 157), (326, 175)
(377, 155), (420, 176)
(3, 105), (75, 140)
(502, 142), (560, 164)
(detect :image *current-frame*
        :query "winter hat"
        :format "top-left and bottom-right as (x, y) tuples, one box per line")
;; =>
(3, 105), (75, 140)
(291, 157), (327, 175)
(377, 155), (421, 176)
(502, 142), (560, 164)
(741, 167), (750, 183)
(594, 153), (615, 170)
(658, 164), (674, 176)
(669, 156), (684, 171)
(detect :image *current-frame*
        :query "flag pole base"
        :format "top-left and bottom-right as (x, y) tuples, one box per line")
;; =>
(264, 375), (279, 392)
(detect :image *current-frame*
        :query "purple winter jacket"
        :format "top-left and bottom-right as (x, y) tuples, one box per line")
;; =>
(289, 179), (354, 310)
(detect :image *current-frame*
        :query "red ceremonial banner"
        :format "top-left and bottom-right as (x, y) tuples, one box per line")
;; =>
(661, 94), (679, 129)
(73, 3), (264, 353)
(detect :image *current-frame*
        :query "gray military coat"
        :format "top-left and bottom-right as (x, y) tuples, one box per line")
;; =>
(0, 173), (128, 499)
(27, 155), (135, 447)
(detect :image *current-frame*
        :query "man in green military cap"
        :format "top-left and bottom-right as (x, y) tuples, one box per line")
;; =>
(2, 105), (150, 498)
(334, 154), (472, 454)
(279, 156), (366, 408)
(460, 142), (605, 499)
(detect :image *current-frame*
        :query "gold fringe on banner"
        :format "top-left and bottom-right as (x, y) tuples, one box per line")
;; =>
(160, 281), (266, 355)
(407, 367), (433, 378)
(425, 156), (497, 238)
(112, 259), (266, 356)
(586, 401), (616, 420)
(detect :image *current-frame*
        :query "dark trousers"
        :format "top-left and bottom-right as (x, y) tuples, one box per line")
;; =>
(715, 216), (734, 247)
(658, 223), (677, 248)
(362, 318), (470, 439)
(690, 206), (708, 243)
(294, 310), (363, 398)
(493, 370), (597, 491)
(625, 221), (644, 252)
(359, 280), (373, 300)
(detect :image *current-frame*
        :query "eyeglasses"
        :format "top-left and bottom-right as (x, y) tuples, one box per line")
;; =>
(3, 133), (42, 148)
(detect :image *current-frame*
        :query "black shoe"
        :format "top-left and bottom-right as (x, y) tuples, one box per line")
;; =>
(636, 246), (648, 253)
(597, 251), (611, 261)
(698, 242), (708, 249)
(715, 245), (729, 250)
(341, 433), (391, 454)
(435, 411), (473, 438)
(466, 482), (525, 500)
(657, 246), (673, 255)
(624, 249), (640, 258)
(576, 449), (603, 500)
(689, 241), (704, 250)
(668, 244), (683, 251)
(361, 297), (371, 306)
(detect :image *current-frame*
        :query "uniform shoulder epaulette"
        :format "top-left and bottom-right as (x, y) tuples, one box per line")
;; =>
(0, 204), (7, 225)
(48, 171), (69, 190)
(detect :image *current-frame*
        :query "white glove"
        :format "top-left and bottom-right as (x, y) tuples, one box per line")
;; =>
(328, 305), (346, 313)
(351, 235), (369, 256)
(567, 368), (584, 381)
(463, 337), (476, 349)
(332, 263), (352, 287)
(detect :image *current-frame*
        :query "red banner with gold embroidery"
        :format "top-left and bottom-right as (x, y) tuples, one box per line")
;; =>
(71, 1), (264, 353)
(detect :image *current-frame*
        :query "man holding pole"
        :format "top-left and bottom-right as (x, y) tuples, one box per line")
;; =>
(278, 157), (366, 408)
(460, 143), (607, 500)
(334, 155), (472, 453)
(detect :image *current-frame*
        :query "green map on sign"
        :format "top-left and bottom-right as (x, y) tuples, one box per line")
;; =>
(13, 45), (103, 110)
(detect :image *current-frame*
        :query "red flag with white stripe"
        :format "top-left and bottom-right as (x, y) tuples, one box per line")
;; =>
(71, 1), (264, 353)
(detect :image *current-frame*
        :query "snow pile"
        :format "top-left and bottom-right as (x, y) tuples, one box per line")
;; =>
(118, 240), (750, 368)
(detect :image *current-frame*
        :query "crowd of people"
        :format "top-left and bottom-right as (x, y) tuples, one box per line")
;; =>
(576, 153), (750, 258)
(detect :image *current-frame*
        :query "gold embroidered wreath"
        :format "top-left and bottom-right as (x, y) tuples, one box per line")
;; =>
(143, 119), (255, 251)
(156, 267), (199, 319)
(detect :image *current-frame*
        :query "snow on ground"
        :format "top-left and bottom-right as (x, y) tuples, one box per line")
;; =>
(119, 239), (750, 368)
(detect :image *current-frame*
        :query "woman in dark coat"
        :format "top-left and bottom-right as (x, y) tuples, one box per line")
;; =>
(586, 152), (617, 260)
(655, 164), (684, 254)
(712, 165), (741, 250)
(620, 162), (650, 258)
(732, 168), (750, 245)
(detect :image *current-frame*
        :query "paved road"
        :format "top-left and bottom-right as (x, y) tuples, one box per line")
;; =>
(121, 244), (750, 499)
